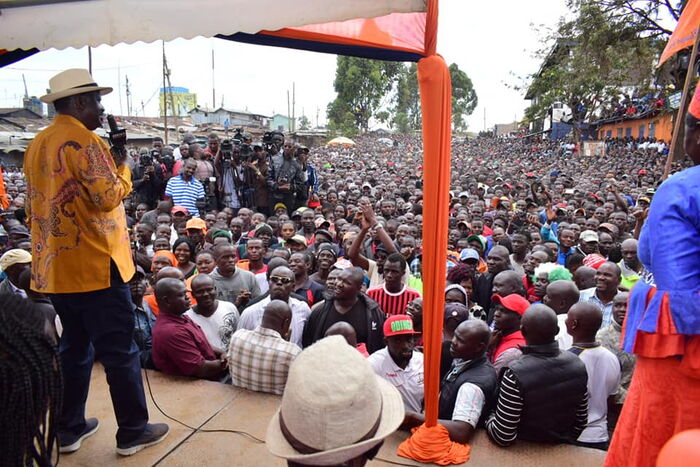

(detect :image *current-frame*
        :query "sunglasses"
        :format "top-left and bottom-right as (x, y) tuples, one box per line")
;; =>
(270, 276), (294, 285)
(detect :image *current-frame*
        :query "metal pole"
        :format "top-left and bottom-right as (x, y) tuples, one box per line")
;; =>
(212, 48), (216, 109)
(162, 41), (168, 145)
(663, 24), (700, 180)
(287, 90), (291, 133)
(88, 46), (92, 74)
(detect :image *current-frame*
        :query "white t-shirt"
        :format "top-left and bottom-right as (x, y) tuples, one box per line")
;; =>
(255, 272), (269, 295)
(368, 348), (424, 413)
(452, 383), (485, 428)
(556, 313), (573, 350)
(577, 345), (621, 443)
(185, 300), (239, 350)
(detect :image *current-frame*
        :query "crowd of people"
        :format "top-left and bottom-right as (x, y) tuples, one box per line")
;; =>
(1, 68), (698, 467)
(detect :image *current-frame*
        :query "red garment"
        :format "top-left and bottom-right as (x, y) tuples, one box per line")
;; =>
(605, 351), (700, 467)
(356, 343), (370, 358)
(523, 276), (538, 303)
(490, 330), (525, 363)
(151, 312), (217, 377)
(482, 225), (493, 236)
(366, 285), (421, 317)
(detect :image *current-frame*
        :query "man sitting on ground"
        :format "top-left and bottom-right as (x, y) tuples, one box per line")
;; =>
(151, 278), (228, 381)
(186, 274), (239, 350)
(368, 315), (424, 412)
(404, 320), (497, 444)
(228, 299), (301, 395)
(543, 280), (581, 350)
(578, 261), (622, 327)
(486, 304), (588, 446)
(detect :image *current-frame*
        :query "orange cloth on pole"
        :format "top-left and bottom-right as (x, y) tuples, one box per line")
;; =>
(658, 0), (700, 66)
(690, 80), (700, 119)
(397, 424), (470, 466)
(0, 165), (8, 210)
(416, 53), (452, 428)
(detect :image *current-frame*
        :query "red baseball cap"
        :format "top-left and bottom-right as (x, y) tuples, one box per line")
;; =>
(491, 294), (530, 316)
(383, 315), (419, 338)
(171, 205), (189, 215)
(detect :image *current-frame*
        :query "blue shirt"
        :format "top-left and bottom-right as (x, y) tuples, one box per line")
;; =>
(165, 174), (205, 217)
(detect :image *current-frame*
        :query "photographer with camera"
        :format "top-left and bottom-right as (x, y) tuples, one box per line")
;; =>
(267, 133), (305, 213)
(213, 135), (247, 215)
(131, 147), (165, 209)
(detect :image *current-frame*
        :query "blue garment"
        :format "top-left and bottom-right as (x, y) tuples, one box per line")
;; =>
(540, 223), (559, 243)
(49, 261), (149, 444)
(623, 165), (700, 353)
(305, 163), (319, 194)
(557, 248), (573, 266)
(165, 174), (205, 217)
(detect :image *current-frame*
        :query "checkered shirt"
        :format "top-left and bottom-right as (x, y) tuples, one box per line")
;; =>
(227, 326), (301, 395)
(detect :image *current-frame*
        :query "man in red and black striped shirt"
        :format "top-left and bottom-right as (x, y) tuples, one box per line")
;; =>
(367, 253), (421, 317)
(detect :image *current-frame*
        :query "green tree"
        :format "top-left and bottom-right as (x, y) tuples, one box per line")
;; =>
(298, 115), (311, 130)
(449, 63), (478, 133)
(392, 63), (421, 133)
(522, 3), (662, 139)
(327, 56), (402, 133)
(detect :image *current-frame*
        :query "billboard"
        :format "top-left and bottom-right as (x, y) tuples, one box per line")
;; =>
(159, 86), (197, 117)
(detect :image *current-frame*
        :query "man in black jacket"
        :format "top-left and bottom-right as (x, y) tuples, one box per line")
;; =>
(403, 320), (497, 444)
(486, 304), (588, 446)
(302, 267), (385, 353)
(474, 246), (511, 323)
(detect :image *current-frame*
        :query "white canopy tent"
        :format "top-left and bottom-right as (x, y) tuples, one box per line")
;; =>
(0, 0), (424, 51)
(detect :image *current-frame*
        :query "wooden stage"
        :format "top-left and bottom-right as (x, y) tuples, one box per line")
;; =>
(58, 364), (607, 466)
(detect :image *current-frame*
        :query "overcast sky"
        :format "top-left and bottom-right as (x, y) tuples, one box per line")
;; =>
(0, 0), (569, 131)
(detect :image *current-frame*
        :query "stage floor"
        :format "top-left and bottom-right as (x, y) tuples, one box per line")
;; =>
(58, 364), (606, 466)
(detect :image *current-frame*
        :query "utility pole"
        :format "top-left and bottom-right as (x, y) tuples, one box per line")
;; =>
(117, 62), (123, 116)
(287, 90), (291, 133)
(483, 107), (486, 132)
(292, 82), (296, 133)
(212, 48), (216, 109)
(125, 75), (131, 116)
(88, 47), (92, 74)
(162, 41), (168, 144)
(316, 106), (320, 129)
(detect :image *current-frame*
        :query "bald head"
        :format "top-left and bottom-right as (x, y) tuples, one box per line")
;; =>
(544, 280), (580, 314)
(266, 257), (289, 279)
(452, 320), (491, 361)
(574, 266), (596, 290)
(260, 299), (292, 337)
(156, 266), (185, 282)
(566, 302), (603, 341)
(521, 304), (559, 345)
(191, 273), (214, 289)
(154, 278), (189, 315)
(324, 322), (358, 347)
(493, 270), (526, 297)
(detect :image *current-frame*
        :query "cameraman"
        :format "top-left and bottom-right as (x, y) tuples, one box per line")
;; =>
(131, 148), (165, 209)
(267, 137), (305, 213)
(213, 138), (246, 215)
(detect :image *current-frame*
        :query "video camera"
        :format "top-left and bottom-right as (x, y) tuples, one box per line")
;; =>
(262, 131), (275, 153)
(139, 153), (153, 168)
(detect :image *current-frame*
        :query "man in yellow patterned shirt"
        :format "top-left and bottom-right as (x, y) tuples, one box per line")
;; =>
(24, 69), (168, 456)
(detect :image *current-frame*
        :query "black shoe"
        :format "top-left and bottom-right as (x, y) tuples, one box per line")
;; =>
(116, 423), (169, 456)
(59, 418), (100, 453)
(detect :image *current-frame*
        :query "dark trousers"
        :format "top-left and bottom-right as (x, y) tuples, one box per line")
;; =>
(50, 262), (149, 445)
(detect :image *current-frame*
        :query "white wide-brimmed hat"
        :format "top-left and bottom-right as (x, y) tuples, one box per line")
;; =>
(266, 335), (404, 466)
(40, 68), (112, 103)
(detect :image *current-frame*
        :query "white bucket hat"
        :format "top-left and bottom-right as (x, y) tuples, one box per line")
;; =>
(40, 68), (112, 103)
(266, 335), (404, 466)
